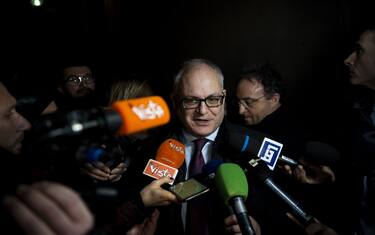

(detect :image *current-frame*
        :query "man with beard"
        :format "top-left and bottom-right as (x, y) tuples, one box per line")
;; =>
(56, 63), (100, 111)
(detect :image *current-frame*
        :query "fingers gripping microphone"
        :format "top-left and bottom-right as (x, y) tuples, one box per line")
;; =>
(143, 139), (185, 184)
(34, 96), (170, 140)
(215, 163), (255, 235)
(228, 129), (340, 169)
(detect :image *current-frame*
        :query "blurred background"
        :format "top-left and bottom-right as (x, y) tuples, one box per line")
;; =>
(1, 0), (373, 144)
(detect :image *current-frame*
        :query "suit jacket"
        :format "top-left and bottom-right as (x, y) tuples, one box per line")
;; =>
(126, 120), (304, 235)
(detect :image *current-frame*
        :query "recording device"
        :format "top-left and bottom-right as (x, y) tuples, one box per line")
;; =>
(215, 163), (255, 235)
(245, 158), (314, 226)
(143, 139), (185, 184)
(169, 160), (223, 202)
(169, 178), (209, 202)
(302, 141), (340, 166)
(227, 129), (339, 169)
(33, 96), (170, 141)
(227, 128), (287, 170)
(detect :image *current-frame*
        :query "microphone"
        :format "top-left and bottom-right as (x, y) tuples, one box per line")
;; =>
(155, 138), (185, 168)
(74, 144), (128, 168)
(302, 141), (340, 166)
(34, 96), (170, 140)
(227, 129), (285, 170)
(215, 163), (255, 235)
(245, 158), (314, 226)
(143, 138), (185, 184)
(227, 129), (339, 170)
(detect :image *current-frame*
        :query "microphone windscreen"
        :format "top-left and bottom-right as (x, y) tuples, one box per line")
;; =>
(215, 163), (248, 205)
(303, 141), (340, 165)
(155, 139), (185, 169)
(111, 96), (170, 136)
(227, 128), (265, 156)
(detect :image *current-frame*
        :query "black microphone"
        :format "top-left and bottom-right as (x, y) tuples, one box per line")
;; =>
(227, 128), (339, 168)
(75, 144), (128, 168)
(245, 158), (314, 226)
(226, 128), (294, 168)
(302, 141), (340, 166)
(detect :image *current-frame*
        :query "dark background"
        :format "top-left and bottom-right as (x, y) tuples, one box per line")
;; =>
(2, 0), (374, 144)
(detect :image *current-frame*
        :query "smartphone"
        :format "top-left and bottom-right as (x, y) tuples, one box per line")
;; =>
(169, 178), (209, 202)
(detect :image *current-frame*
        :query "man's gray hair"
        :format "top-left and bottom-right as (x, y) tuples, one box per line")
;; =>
(173, 58), (224, 94)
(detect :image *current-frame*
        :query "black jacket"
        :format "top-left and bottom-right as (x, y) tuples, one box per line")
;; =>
(126, 120), (304, 235)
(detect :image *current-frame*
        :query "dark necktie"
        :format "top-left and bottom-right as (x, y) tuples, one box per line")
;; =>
(189, 138), (209, 176)
(186, 138), (209, 235)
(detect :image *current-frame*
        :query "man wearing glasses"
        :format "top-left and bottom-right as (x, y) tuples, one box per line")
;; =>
(234, 64), (342, 231)
(56, 63), (99, 111)
(151, 58), (261, 235)
(234, 63), (304, 157)
(235, 63), (284, 127)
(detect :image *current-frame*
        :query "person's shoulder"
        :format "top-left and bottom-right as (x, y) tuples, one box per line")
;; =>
(221, 120), (267, 138)
(221, 120), (247, 133)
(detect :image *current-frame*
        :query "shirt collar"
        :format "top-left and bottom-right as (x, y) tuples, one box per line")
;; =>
(182, 127), (220, 144)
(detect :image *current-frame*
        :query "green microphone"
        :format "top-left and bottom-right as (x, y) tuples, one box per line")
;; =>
(215, 163), (255, 235)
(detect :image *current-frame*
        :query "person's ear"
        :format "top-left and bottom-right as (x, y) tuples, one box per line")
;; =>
(57, 85), (63, 93)
(271, 93), (280, 104)
(170, 93), (180, 111)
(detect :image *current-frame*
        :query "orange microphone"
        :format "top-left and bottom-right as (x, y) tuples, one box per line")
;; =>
(111, 96), (170, 136)
(35, 96), (170, 140)
(143, 139), (185, 184)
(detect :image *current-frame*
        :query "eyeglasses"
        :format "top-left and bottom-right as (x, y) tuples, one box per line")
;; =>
(181, 93), (225, 109)
(235, 95), (265, 108)
(64, 74), (95, 86)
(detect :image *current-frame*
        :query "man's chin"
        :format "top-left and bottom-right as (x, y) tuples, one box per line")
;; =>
(76, 89), (95, 97)
(11, 143), (22, 155)
(190, 126), (215, 137)
(244, 119), (254, 126)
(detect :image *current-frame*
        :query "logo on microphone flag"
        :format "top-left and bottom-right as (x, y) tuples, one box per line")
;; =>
(132, 100), (165, 120)
(143, 159), (179, 184)
(257, 138), (283, 170)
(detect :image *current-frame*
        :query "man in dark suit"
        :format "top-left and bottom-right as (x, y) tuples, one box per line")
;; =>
(151, 58), (262, 235)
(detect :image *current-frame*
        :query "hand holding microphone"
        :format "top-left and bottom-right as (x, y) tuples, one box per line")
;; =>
(140, 138), (185, 207)
(215, 163), (257, 235)
(279, 141), (339, 184)
(227, 129), (338, 185)
(143, 138), (185, 184)
(81, 161), (127, 182)
(224, 214), (261, 235)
